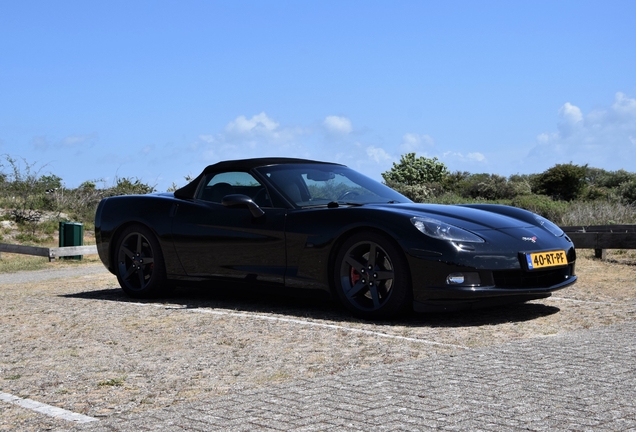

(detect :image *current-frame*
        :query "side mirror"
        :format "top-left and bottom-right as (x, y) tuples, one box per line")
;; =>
(221, 194), (265, 218)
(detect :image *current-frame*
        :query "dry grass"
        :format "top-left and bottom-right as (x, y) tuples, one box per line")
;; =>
(0, 252), (634, 430)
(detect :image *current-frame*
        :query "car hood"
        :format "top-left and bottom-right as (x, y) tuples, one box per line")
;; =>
(379, 203), (535, 232)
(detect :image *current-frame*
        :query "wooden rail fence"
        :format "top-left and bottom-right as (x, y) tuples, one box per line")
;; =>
(561, 225), (636, 259)
(0, 243), (98, 262)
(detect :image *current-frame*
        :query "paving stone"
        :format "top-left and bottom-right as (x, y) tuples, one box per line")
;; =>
(72, 322), (636, 431)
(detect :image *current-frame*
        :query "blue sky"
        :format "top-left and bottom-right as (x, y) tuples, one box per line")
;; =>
(1, 0), (635, 191)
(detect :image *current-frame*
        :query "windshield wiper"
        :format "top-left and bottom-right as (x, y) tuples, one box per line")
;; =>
(326, 201), (365, 208)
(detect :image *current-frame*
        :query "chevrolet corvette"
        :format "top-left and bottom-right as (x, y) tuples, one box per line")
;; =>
(95, 158), (576, 319)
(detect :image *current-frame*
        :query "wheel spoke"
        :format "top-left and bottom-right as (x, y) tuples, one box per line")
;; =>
(121, 246), (135, 260)
(345, 280), (367, 298)
(374, 270), (394, 281)
(137, 266), (146, 287)
(367, 243), (377, 268)
(124, 265), (137, 279)
(135, 234), (143, 255)
(344, 255), (366, 274)
(369, 285), (381, 309)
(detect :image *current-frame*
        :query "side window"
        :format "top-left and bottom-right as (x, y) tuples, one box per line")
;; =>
(197, 171), (271, 207)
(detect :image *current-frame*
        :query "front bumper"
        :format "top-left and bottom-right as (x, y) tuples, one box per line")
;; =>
(407, 249), (577, 311)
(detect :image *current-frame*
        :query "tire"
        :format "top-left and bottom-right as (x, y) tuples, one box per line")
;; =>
(114, 224), (170, 298)
(333, 232), (411, 320)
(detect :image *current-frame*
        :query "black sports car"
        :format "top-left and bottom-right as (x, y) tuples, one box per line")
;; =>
(95, 157), (576, 319)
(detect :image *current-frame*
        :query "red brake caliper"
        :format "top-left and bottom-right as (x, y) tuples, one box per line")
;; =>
(350, 267), (361, 287)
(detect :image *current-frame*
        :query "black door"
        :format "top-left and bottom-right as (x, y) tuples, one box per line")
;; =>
(171, 169), (287, 284)
(171, 199), (287, 284)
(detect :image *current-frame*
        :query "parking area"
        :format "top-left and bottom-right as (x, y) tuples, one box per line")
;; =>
(1, 252), (635, 431)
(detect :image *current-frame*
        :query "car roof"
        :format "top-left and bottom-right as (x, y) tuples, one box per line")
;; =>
(174, 157), (342, 199)
(201, 157), (338, 173)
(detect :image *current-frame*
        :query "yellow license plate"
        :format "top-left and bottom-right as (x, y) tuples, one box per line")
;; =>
(525, 250), (567, 270)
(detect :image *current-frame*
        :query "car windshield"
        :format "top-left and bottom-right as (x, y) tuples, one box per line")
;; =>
(255, 163), (411, 207)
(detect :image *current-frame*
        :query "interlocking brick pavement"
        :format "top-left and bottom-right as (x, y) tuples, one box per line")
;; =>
(71, 321), (636, 431)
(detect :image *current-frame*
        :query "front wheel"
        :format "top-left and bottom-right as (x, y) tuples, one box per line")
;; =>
(114, 224), (170, 298)
(333, 232), (411, 320)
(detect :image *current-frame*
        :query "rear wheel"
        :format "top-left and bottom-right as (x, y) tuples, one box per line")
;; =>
(115, 224), (170, 298)
(334, 232), (411, 320)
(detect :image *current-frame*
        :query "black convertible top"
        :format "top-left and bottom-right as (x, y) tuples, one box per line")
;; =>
(174, 157), (338, 199)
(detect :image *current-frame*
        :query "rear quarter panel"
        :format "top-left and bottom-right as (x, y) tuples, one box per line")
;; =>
(94, 194), (185, 276)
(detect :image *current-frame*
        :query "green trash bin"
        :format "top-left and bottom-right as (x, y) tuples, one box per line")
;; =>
(59, 222), (84, 260)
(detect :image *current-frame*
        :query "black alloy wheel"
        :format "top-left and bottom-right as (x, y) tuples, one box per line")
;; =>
(334, 232), (411, 319)
(115, 224), (169, 298)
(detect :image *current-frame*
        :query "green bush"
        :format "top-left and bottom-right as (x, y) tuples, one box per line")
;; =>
(593, 169), (636, 189)
(580, 185), (620, 202)
(105, 177), (156, 197)
(532, 163), (587, 201)
(385, 181), (431, 202)
(511, 194), (568, 222)
(440, 170), (471, 195)
(462, 174), (519, 200)
(382, 153), (449, 185)
(618, 179), (636, 205)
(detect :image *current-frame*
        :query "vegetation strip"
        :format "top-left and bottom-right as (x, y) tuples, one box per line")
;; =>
(148, 303), (470, 349)
(0, 391), (98, 424)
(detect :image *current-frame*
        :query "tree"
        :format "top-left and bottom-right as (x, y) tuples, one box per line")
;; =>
(531, 163), (587, 201)
(382, 153), (449, 185)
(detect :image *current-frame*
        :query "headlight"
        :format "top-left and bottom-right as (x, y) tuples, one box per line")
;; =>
(533, 214), (564, 237)
(411, 216), (484, 243)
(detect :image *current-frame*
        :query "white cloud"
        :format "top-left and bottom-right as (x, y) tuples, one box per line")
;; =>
(442, 151), (487, 163)
(399, 133), (434, 153)
(30, 133), (97, 153)
(61, 133), (98, 148)
(527, 92), (636, 172)
(612, 92), (636, 121)
(557, 102), (583, 138)
(225, 112), (279, 135)
(366, 146), (392, 163)
(194, 112), (311, 163)
(467, 152), (486, 162)
(323, 115), (353, 135)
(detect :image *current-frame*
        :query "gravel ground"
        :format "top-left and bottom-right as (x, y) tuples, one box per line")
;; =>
(0, 252), (634, 431)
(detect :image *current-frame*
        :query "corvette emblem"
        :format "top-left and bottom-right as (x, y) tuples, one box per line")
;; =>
(522, 236), (538, 243)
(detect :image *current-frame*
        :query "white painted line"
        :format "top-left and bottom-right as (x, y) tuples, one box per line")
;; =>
(131, 302), (470, 350)
(0, 392), (98, 424)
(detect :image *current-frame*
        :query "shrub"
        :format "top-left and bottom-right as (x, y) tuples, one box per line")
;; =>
(531, 163), (587, 201)
(105, 177), (156, 197)
(382, 153), (449, 185)
(618, 179), (636, 205)
(440, 170), (471, 195)
(580, 185), (620, 202)
(508, 174), (533, 196)
(594, 169), (636, 189)
(511, 194), (568, 222)
(385, 181), (431, 202)
(462, 174), (520, 200)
